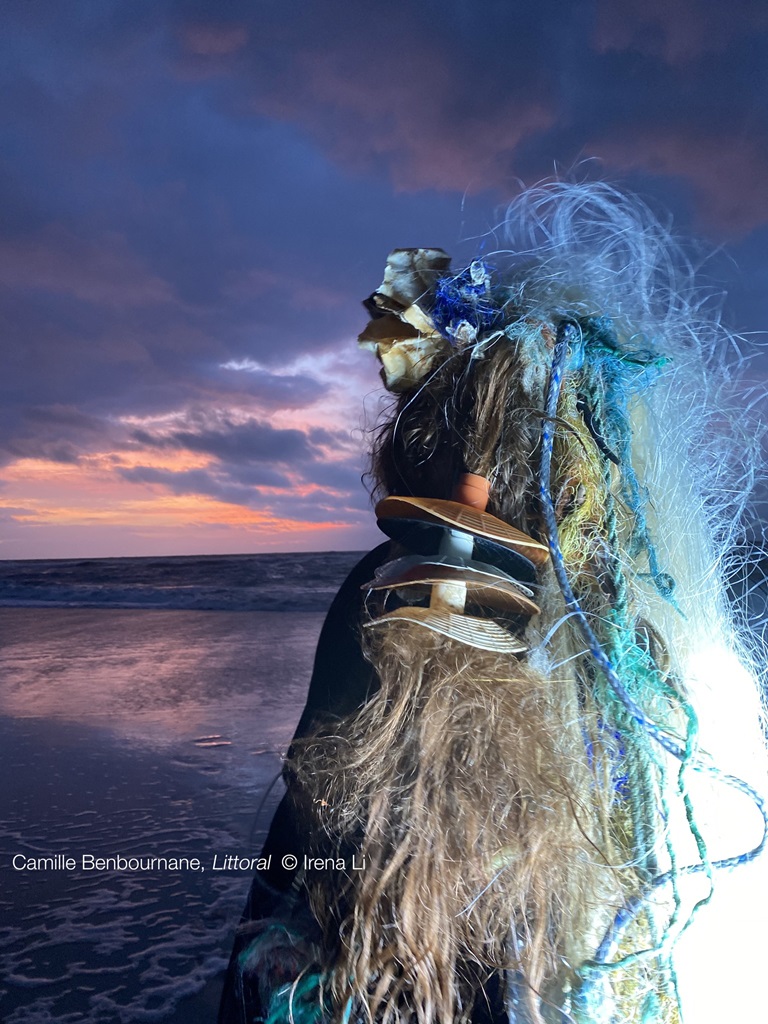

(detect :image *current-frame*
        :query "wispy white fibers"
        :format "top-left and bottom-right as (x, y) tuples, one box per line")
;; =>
(499, 181), (768, 1024)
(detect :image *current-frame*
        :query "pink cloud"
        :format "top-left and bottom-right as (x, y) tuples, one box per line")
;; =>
(252, 46), (553, 194)
(592, 131), (768, 236)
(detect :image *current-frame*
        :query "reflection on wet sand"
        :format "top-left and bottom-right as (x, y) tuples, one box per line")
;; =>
(0, 608), (323, 1024)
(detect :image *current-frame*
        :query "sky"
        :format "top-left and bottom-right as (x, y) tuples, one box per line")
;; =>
(1, 0), (767, 559)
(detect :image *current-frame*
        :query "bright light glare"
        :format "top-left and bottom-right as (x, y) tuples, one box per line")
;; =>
(674, 643), (768, 1022)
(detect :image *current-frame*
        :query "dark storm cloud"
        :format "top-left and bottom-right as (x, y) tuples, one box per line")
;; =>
(302, 459), (366, 498)
(128, 413), (367, 483)
(118, 404), (369, 522)
(0, 404), (108, 466)
(117, 459), (368, 520)
(171, 0), (559, 194)
(0, 507), (36, 518)
(2, 0), (767, 550)
(118, 448), (368, 524)
(130, 417), (315, 464)
(5, 439), (81, 465)
(545, 26), (768, 235)
(272, 489), (372, 524)
(166, 0), (768, 234)
(118, 464), (290, 497)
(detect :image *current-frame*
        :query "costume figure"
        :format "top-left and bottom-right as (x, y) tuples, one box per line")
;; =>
(219, 183), (766, 1024)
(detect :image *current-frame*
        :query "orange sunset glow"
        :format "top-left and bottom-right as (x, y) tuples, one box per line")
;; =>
(1, 444), (373, 557)
(2, 0), (766, 561)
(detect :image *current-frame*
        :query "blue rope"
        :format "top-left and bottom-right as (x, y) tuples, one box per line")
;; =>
(540, 321), (768, 987)
(539, 323), (684, 758)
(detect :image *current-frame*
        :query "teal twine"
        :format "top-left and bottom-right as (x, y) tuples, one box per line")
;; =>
(578, 319), (677, 607)
(600, 467), (662, 886)
(541, 322), (767, 1015)
(640, 991), (660, 1024)
(264, 972), (327, 1024)
(539, 325), (686, 758)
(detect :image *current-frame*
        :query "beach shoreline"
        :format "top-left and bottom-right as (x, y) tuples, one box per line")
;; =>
(0, 592), (329, 1023)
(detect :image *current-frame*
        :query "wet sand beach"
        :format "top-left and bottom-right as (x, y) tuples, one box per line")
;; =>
(0, 605), (326, 1023)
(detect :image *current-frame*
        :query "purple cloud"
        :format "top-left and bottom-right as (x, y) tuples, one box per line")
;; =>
(2, 0), (767, 555)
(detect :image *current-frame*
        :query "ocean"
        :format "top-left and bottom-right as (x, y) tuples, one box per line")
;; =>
(0, 552), (365, 1024)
